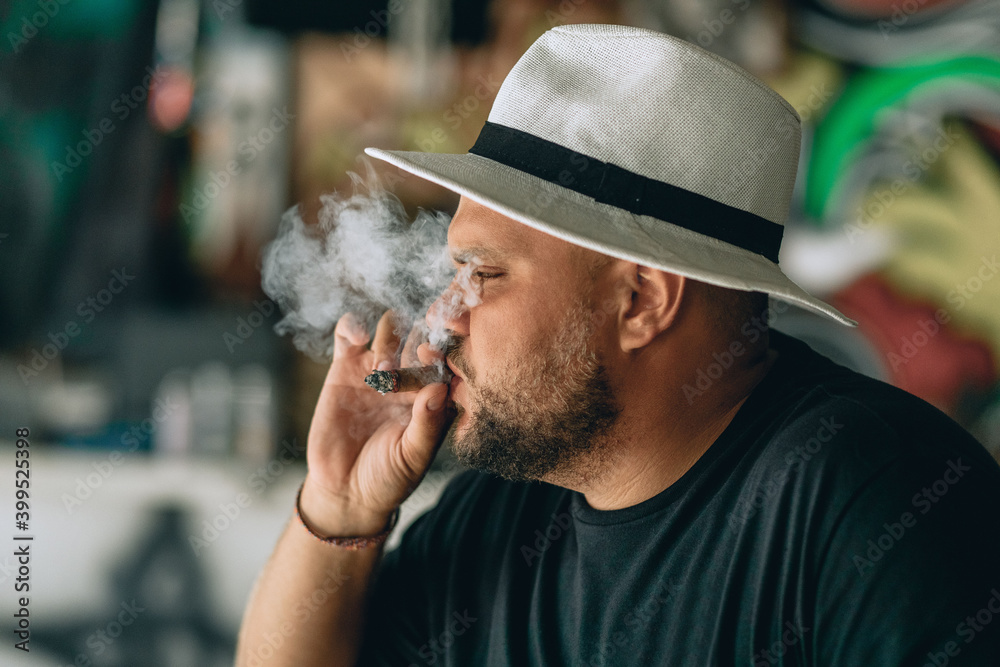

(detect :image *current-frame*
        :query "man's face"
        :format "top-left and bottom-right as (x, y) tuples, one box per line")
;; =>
(427, 197), (621, 483)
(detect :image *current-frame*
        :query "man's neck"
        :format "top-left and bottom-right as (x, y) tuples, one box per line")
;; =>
(560, 344), (779, 512)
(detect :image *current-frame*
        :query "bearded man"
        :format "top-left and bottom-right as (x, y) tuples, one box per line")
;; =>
(236, 24), (1000, 666)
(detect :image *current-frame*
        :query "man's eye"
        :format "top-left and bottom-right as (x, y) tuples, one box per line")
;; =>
(473, 271), (503, 281)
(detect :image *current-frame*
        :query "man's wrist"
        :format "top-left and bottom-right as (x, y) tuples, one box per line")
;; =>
(298, 476), (395, 538)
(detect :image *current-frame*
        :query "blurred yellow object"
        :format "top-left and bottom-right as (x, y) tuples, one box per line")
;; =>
(859, 121), (1000, 357)
(764, 49), (844, 126)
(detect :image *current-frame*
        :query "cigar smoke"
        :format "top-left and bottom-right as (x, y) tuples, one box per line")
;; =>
(260, 166), (479, 362)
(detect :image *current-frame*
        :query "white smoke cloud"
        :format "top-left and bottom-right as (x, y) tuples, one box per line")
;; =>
(260, 168), (478, 362)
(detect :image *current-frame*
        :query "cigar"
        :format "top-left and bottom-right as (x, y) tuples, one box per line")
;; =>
(364, 366), (452, 395)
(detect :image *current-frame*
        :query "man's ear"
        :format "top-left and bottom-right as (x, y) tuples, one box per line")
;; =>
(618, 266), (685, 352)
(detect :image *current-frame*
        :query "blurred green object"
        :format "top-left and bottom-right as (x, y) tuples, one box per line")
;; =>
(2, 0), (141, 50)
(26, 110), (84, 223)
(805, 55), (1000, 224)
(0, 0), (154, 346)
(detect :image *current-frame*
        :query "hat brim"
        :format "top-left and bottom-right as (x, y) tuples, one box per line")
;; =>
(365, 147), (857, 327)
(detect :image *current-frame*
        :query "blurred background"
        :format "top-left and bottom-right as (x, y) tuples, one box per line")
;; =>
(1, 0), (998, 664)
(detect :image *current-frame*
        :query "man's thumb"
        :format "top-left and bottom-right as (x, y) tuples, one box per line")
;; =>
(400, 382), (451, 469)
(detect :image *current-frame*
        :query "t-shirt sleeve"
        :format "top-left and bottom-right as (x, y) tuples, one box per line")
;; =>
(812, 445), (1000, 666)
(355, 470), (480, 666)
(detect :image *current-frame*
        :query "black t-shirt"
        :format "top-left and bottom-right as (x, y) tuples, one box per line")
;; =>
(357, 331), (1000, 666)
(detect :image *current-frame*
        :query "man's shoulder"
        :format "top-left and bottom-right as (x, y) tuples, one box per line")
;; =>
(749, 385), (956, 501)
(737, 332), (1000, 526)
(764, 330), (981, 460)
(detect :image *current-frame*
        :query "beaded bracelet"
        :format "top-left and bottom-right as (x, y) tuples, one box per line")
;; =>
(294, 482), (399, 550)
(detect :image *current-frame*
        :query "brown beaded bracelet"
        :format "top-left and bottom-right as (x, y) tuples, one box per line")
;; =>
(294, 482), (399, 550)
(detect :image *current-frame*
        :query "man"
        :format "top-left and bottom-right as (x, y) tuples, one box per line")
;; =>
(236, 24), (1000, 666)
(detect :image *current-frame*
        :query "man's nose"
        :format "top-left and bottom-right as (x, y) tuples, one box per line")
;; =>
(426, 281), (471, 336)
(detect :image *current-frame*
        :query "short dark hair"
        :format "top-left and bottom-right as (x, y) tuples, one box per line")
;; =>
(704, 284), (769, 340)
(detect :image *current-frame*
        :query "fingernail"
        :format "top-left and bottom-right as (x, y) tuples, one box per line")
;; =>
(426, 386), (445, 411)
(377, 361), (392, 371)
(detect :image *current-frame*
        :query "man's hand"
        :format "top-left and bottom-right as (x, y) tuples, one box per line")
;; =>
(235, 310), (451, 667)
(299, 310), (453, 537)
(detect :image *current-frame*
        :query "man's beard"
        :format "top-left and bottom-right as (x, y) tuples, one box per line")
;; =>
(445, 298), (621, 484)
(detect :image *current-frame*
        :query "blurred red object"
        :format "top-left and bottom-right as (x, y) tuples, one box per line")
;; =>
(148, 65), (194, 133)
(833, 273), (997, 417)
(971, 119), (1000, 158)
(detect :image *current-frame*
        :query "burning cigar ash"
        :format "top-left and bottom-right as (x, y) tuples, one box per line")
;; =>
(364, 365), (453, 395)
(260, 164), (486, 367)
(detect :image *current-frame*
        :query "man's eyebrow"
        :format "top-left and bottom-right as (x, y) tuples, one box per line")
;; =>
(450, 247), (508, 264)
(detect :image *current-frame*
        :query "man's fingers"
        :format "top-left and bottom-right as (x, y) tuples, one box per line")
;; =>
(398, 382), (451, 480)
(416, 342), (444, 367)
(400, 323), (426, 368)
(333, 312), (370, 361)
(372, 311), (403, 370)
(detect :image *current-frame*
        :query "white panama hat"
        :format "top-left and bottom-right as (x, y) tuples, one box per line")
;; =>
(365, 23), (856, 326)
